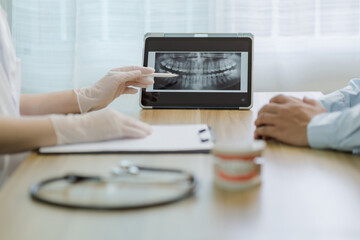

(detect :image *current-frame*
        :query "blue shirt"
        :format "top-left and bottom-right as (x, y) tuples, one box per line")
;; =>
(307, 78), (360, 153)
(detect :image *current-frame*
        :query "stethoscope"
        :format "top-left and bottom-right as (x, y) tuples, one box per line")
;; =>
(30, 160), (197, 210)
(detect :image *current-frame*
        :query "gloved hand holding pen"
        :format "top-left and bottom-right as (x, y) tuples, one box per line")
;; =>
(74, 66), (155, 113)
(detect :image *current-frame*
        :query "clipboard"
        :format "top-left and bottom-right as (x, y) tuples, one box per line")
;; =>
(39, 124), (215, 154)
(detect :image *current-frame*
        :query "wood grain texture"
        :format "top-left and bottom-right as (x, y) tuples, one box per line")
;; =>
(0, 92), (359, 240)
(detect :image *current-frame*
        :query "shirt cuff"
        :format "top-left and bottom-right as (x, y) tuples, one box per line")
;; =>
(317, 91), (346, 112)
(307, 112), (341, 149)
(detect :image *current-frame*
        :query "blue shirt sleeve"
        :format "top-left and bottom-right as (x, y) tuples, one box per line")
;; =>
(307, 103), (360, 153)
(317, 78), (360, 112)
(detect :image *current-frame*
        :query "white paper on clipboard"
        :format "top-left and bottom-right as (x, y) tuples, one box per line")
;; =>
(39, 124), (214, 154)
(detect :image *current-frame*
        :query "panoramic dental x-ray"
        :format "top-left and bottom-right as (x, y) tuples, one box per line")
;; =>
(153, 52), (242, 91)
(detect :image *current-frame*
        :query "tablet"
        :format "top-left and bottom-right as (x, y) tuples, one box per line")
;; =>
(141, 33), (253, 109)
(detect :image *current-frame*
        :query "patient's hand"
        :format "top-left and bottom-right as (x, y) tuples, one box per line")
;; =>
(254, 94), (327, 147)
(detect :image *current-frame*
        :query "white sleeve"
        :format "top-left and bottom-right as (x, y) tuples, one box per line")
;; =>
(307, 103), (360, 153)
(317, 78), (360, 112)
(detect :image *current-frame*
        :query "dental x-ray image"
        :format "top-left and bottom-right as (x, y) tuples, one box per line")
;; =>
(153, 52), (241, 91)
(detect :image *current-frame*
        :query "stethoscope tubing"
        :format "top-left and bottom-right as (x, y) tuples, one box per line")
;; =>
(30, 169), (197, 211)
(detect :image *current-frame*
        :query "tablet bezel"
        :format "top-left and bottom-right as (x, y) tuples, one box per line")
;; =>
(140, 33), (253, 109)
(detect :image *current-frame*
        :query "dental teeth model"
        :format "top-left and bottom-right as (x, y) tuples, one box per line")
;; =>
(154, 52), (242, 90)
(211, 141), (266, 191)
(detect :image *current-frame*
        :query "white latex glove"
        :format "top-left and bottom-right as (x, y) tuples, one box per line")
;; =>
(50, 109), (152, 145)
(74, 66), (155, 113)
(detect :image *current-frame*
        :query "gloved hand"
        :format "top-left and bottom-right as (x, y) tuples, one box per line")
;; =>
(50, 109), (152, 145)
(74, 66), (155, 113)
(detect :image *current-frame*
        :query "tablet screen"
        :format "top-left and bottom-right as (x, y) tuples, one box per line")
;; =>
(141, 36), (253, 109)
(146, 51), (248, 93)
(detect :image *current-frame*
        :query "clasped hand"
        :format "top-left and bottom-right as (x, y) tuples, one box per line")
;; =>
(254, 95), (327, 146)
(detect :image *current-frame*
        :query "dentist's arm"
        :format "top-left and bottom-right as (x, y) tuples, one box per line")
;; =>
(20, 66), (154, 116)
(0, 116), (57, 153)
(0, 109), (151, 154)
(20, 90), (80, 115)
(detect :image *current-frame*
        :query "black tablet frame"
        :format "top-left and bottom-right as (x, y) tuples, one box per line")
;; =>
(141, 33), (253, 109)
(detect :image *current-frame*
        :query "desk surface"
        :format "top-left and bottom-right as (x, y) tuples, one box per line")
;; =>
(0, 92), (360, 240)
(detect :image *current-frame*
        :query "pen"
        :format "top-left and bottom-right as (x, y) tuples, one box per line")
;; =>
(108, 71), (178, 78)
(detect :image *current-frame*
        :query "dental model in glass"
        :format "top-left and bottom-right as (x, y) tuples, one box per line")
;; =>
(154, 52), (241, 90)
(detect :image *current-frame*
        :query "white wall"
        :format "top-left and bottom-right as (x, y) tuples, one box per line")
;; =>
(254, 49), (360, 93)
(9, 0), (360, 94)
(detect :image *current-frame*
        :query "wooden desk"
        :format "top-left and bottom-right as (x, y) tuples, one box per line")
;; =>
(0, 92), (359, 240)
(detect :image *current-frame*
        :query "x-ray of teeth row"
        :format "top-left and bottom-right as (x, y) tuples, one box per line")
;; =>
(153, 52), (241, 91)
